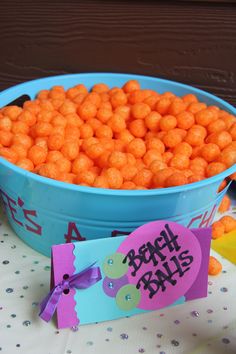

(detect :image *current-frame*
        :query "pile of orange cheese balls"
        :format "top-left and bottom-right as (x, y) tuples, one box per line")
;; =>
(0, 79), (235, 190)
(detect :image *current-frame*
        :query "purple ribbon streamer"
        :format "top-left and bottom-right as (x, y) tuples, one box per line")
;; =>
(39, 263), (102, 322)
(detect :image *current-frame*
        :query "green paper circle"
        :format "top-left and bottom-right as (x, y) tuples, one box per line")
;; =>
(115, 284), (141, 311)
(103, 253), (128, 279)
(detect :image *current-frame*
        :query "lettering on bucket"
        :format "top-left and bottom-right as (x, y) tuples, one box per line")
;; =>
(0, 190), (42, 236)
(187, 204), (217, 228)
(115, 221), (201, 311)
(64, 222), (86, 243)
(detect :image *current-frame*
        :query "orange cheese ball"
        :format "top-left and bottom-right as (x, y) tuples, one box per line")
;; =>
(173, 142), (193, 157)
(126, 138), (146, 158)
(93, 175), (109, 188)
(108, 151), (127, 168)
(206, 162), (226, 178)
(212, 221), (225, 239)
(35, 122), (52, 137)
(133, 168), (153, 188)
(16, 158), (34, 172)
(38, 163), (59, 179)
(168, 98), (187, 116)
(3, 105), (22, 120)
(143, 95), (160, 110)
(115, 105), (131, 121)
(0, 79), (235, 190)
(170, 154), (190, 170)
(48, 134), (64, 150)
(0, 131), (13, 146)
(188, 102), (207, 114)
(182, 94), (198, 104)
(146, 137), (165, 154)
(110, 91), (127, 108)
(78, 102), (97, 120)
(149, 160), (167, 174)
(84, 92), (102, 108)
(0, 117), (12, 131)
(51, 114), (67, 127)
(131, 102), (151, 119)
(200, 143), (221, 162)
(61, 141), (79, 160)
(156, 98), (171, 115)
(86, 143), (104, 159)
(92, 83), (109, 94)
(218, 147), (236, 168)
(28, 145), (47, 165)
(0, 147), (18, 164)
(11, 144), (28, 159)
(159, 115), (177, 131)
(195, 108), (217, 126)
(208, 256), (222, 276)
(75, 170), (97, 185)
(123, 80), (140, 93)
(12, 134), (33, 149)
(220, 114), (235, 130)
(72, 153), (93, 174)
(145, 111), (161, 131)
(219, 215), (236, 233)
(108, 113), (126, 133)
(185, 125), (206, 146)
(152, 168), (175, 188)
(207, 119), (226, 134)
(129, 119), (147, 138)
(18, 110), (37, 127)
(121, 164), (138, 181)
(54, 157), (72, 173)
(46, 151), (64, 163)
(176, 111), (195, 130)
(207, 131), (232, 149)
(143, 149), (162, 167)
(105, 167), (123, 189)
(117, 129), (134, 145)
(96, 125), (113, 139)
(165, 172), (188, 187)
(96, 106), (113, 123)
(218, 195), (231, 213)
(163, 130), (182, 148)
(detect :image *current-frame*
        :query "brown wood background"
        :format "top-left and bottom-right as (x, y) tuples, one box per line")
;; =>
(0, 0), (236, 105)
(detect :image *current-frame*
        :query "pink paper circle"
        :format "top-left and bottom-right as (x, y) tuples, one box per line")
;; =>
(118, 221), (202, 311)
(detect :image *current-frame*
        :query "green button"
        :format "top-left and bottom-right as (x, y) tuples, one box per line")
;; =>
(103, 253), (128, 279)
(116, 284), (141, 311)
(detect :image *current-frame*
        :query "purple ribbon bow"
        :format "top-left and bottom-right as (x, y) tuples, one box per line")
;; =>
(39, 263), (102, 322)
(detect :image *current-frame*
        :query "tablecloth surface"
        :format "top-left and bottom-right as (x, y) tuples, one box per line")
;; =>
(0, 205), (236, 354)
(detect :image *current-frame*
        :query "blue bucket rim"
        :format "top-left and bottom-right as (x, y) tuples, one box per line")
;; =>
(0, 72), (235, 197)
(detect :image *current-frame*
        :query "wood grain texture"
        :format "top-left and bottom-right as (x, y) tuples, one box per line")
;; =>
(0, 0), (236, 106)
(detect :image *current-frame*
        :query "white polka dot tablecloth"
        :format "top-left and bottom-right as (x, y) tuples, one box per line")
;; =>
(0, 205), (236, 354)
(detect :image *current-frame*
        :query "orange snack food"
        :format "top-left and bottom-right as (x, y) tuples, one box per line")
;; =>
(208, 256), (222, 276)
(0, 79), (235, 190)
(218, 195), (231, 213)
(212, 220), (225, 239)
(219, 215), (236, 233)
